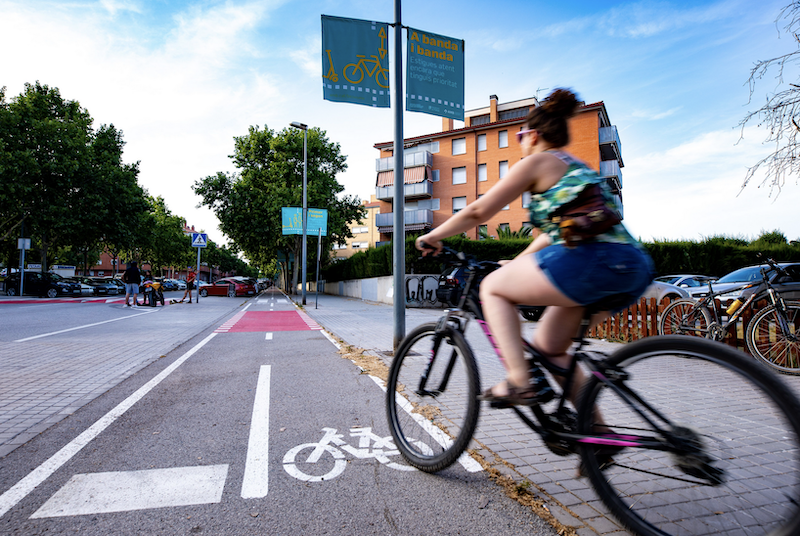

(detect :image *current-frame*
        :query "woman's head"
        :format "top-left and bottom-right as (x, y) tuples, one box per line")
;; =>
(524, 88), (580, 148)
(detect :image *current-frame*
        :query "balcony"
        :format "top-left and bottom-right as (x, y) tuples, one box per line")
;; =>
(376, 150), (433, 171)
(599, 125), (623, 165)
(376, 180), (433, 201)
(599, 160), (623, 190)
(376, 210), (433, 233)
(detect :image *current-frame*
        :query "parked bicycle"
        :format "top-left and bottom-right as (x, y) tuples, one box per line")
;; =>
(385, 245), (800, 536)
(658, 255), (800, 374)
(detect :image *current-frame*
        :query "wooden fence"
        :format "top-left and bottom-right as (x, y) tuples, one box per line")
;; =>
(587, 297), (758, 354)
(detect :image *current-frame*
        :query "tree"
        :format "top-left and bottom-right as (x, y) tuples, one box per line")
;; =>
(740, 3), (800, 194)
(0, 82), (149, 270)
(194, 125), (365, 293)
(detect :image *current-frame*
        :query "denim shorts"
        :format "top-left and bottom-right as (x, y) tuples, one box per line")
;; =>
(125, 283), (139, 294)
(535, 242), (655, 311)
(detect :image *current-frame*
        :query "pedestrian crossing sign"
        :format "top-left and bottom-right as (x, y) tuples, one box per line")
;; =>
(191, 233), (208, 248)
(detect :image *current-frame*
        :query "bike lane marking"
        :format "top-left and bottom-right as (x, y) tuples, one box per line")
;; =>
(240, 365), (271, 499)
(0, 332), (218, 518)
(318, 330), (482, 473)
(13, 309), (158, 342)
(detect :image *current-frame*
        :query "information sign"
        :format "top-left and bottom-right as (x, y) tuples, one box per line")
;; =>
(321, 15), (390, 108)
(191, 233), (208, 248)
(406, 27), (464, 120)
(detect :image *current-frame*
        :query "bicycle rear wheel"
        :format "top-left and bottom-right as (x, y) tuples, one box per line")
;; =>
(658, 298), (712, 337)
(578, 336), (800, 536)
(746, 302), (800, 375)
(385, 322), (480, 473)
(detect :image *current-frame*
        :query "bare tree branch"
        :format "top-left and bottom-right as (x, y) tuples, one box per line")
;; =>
(739, 2), (800, 196)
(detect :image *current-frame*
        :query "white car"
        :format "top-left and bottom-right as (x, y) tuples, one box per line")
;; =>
(171, 279), (187, 290)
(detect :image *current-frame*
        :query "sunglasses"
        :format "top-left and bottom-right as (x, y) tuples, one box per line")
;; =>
(516, 129), (536, 142)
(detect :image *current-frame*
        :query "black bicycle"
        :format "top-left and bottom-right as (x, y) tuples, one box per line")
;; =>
(385, 246), (800, 536)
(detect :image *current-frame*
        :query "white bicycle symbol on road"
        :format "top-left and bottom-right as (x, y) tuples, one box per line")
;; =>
(283, 426), (432, 482)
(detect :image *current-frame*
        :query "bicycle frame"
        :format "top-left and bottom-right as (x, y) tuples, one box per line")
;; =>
(427, 250), (685, 457)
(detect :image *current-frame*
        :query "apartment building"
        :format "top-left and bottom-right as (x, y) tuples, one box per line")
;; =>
(331, 196), (382, 259)
(372, 94), (623, 241)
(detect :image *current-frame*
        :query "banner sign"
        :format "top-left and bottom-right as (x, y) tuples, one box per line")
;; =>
(282, 207), (328, 236)
(322, 15), (390, 108)
(406, 27), (464, 120)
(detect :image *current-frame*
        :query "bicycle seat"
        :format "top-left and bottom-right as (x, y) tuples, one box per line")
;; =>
(584, 293), (636, 316)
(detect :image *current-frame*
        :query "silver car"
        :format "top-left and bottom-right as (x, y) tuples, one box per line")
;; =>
(641, 279), (691, 304)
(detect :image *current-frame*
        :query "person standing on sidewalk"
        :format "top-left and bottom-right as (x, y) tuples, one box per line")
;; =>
(122, 261), (142, 307)
(177, 268), (196, 303)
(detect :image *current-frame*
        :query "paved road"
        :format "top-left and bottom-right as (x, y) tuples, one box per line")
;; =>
(0, 291), (557, 535)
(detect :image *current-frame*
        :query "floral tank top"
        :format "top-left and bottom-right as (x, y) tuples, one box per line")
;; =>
(527, 151), (637, 246)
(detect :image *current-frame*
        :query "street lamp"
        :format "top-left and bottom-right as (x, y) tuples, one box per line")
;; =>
(289, 121), (308, 305)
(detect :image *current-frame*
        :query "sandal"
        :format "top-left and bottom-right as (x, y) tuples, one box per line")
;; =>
(477, 380), (540, 408)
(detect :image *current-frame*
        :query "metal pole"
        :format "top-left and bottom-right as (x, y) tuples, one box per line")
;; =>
(302, 129), (308, 306)
(392, 0), (405, 350)
(19, 220), (25, 298)
(315, 228), (321, 309)
(196, 247), (201, 303)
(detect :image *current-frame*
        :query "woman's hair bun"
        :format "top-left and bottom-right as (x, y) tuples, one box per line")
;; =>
(541, 88), (579, 118)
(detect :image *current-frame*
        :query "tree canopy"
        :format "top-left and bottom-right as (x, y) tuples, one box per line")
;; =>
(194, 125), (365, 291)
(740, 2), (800, 194)
(0, 82), (149, 269)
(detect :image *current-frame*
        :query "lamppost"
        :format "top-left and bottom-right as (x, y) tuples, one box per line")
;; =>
(289, 121), (308, 305)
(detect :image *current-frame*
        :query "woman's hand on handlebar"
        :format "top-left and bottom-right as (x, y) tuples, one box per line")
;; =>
(415, 234), (442, 256)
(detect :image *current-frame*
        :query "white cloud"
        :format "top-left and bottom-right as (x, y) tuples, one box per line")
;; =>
(100, 0), (143, 16)
(621, 126), (800, 241)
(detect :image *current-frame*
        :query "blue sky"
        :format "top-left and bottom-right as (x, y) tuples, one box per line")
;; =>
(2, 0), (799, 246)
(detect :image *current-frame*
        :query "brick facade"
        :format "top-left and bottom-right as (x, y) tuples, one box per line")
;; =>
(372, 95), (623, 241)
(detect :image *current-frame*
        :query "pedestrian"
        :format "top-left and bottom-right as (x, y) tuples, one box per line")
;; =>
(415, 88), (654, 471)
(178, 267), (196, 303)
(122, 261), (142, 307)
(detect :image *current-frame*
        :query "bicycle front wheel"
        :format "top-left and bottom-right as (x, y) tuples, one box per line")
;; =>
(578, 336), (800, 536)
(385, 322), (480, 473)
(746, 302), (800, 375)
(658, 298), (712, 337)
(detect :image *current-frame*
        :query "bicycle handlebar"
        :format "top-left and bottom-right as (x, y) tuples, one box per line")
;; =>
(756, 252), (788, 277)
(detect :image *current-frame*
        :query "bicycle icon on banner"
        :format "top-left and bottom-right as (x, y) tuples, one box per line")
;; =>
(342, 55), (389, 88)
(282, 427), (431, 482)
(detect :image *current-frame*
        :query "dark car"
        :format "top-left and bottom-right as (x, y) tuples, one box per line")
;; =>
(436, 266), (546, 321)
(199, 277), (256, 297)
(84, 277), (119, 296)
(104, 277), (127, 294)
(4, 271), (82, 298)
(689, 262), (800, 305)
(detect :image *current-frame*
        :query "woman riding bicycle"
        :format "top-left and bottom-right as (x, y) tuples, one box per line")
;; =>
(416, 88), (654, 408)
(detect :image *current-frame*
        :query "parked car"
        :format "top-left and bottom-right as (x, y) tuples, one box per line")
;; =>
(199, 277), (256, 297)
(687, 262), (800, 304)
(86, 277), (119, 296)
(171, 279), (187, 291)
(4, 271), (82, 298)
(435, 265), (546, 321)
(104, 277), (127, 294)
(157, 278), (178, 291)
(67, 277), (95, 296)
(642, 274), (715, 304)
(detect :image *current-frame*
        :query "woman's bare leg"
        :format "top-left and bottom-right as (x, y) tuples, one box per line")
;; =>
(479, 254), (581, 396)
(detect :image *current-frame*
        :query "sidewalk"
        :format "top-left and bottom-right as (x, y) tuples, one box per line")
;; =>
(290, 291), (629, 536)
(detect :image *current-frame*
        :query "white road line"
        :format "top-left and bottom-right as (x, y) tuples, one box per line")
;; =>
(14, 310), (157, 342)
(241, 365), (271, 499)
(265, 333), (273, 340)
(0, 332), (218, 518)
(30, 465), (229, 517)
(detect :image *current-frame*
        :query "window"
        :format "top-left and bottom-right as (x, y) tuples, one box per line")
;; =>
(479, 224), (488, 240)
(431, 169), (439, 182)
(499, 130), (508, 148)
(477, 134), (486, 151)
(352, 226), (368, 234)
(499, 161), (508, 178)
(522, 191), (532, 207)
(452, 137), (466, 155)
(499, 223), (510, 232)
(352, 242), (368, 249)
(452, 167), (467, 185)
(332, 243), (347, 250)
(478, 163), (487, 182)
(452, 196), (467, 213)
